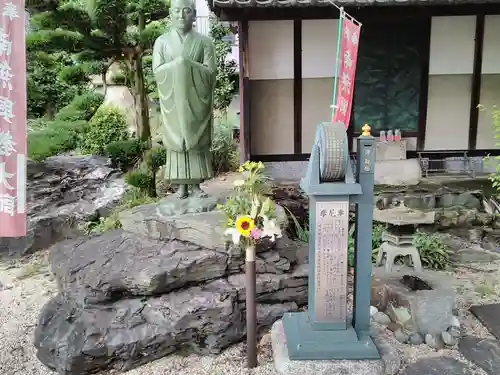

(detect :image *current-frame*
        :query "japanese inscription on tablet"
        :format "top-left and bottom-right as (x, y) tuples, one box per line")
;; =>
(314, 201), (349, 323)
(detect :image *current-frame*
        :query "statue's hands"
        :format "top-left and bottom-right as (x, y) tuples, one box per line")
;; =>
(175, 55), (189, 63)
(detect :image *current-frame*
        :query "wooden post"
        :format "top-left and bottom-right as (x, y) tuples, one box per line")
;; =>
(246, 246), (257, 368)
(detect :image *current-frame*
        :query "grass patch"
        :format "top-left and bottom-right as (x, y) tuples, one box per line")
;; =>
(475, 281), (495, 298)
(28, 120), (87, 161)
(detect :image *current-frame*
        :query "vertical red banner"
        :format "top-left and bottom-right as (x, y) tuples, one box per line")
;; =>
(332, 17), (361, 129)
(0, 0), (27, 237)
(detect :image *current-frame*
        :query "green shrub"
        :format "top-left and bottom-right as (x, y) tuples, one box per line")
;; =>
(28, 120), (87, 161)
(413, 231), (451, 269)
(144, 146), (167, 173)
(125, 169), (156, 197)
(80, 105), (129, 155)
(106, 138), (146, 171)
(110, 71), (128, 86)
(55, 91), (105, 122)
(211, 115), (239, 174)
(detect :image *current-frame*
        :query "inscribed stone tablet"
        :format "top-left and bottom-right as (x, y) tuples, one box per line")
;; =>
(314, 201), (349, 323)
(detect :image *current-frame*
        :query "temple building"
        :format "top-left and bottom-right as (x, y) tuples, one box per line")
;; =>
(210, 1), (500, 180)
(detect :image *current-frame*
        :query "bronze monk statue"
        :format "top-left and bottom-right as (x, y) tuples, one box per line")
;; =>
(152, 0), (217, 199)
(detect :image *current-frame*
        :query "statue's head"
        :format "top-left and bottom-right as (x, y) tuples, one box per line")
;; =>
(171, 0), (196, 32)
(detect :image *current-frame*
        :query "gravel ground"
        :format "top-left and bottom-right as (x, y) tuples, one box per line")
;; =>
(1, 251), (499, 375)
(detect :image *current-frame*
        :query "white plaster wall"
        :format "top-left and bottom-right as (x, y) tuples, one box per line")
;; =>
(195, 0), (210, 17)
(425, 75), (471, 150)
(301, 78), (335, 152)
(301, 19), (340, 79)
(425, 16), (476, 150)
(250, 80), (294, 154)
(477, 75), (500, 149)
(482, 16), (500, 74)
(248, 20), (294, 80)
(429, 16), (476, 75)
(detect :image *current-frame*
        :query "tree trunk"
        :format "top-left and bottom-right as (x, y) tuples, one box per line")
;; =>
(133, 55), (150, 142)
(101, 71), (108, 97)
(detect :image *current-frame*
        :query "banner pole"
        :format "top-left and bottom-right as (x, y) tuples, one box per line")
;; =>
(331, 8), (344, 121)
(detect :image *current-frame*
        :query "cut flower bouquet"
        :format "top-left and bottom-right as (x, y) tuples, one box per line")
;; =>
(219, 161), (282, 250)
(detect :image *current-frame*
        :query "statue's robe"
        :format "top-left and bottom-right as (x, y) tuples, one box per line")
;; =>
(152, 29), (217, 184)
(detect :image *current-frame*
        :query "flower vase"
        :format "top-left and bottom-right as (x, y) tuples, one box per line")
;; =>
(245, 245), (257, 368)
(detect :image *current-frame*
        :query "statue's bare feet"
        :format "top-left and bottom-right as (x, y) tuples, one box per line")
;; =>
(175, 184), (189, 199)
(191, 184), (208, 198)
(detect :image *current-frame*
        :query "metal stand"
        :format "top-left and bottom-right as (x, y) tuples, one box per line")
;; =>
(246, 246), (257, 368)
(282, 123), (380, 360)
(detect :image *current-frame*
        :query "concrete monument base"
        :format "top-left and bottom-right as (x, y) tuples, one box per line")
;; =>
(272, 319), (401, 375)
(282, 312), (379, 360)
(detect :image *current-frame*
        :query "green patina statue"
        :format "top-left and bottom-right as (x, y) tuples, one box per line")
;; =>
(152, 0), (217, 199)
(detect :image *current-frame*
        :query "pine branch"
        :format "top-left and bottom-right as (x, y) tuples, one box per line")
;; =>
(27, 29), (85, 53)
(31, 6), (92, 34)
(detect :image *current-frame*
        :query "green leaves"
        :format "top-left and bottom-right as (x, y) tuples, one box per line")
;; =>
(27, 29), (84, 53)
(88, 0), (128, 45)
(27, 51), (88, 118)
(31, 6), (92, 33)
(412, 231), (451, 270)
(210, 17), (238, 113)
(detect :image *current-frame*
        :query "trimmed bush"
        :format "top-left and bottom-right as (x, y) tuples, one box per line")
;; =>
(106, 138), (146, 171)
(55, 91), (105, 122)
(144, 146), (167, 173)
(80, 105), (129, 155)
(28, 120), (88, 161)
(125, 169), (156, 197)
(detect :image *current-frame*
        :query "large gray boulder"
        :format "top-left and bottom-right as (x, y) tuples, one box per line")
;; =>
(50, 230), (306, 305)
(0, 155), (126, 256)
(35, 290), (298, 374)
(118, 194), (288, 250)
(34, 228), (309, 374)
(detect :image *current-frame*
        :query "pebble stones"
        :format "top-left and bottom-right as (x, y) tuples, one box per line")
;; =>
(441, 331), (458, 346)
(449, 315), (461, 328)
(408, 332), (424, 345)
(394, 328), (410, 344)
(447, 325), (464, 339)
(373, 311), (391, 325)
(425, 333), (445, 350)
(373, 305), (462, 349)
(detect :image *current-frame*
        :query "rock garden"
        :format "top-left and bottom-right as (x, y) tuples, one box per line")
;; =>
(3, 159), (500, 375)
(3, 2), (500, 375)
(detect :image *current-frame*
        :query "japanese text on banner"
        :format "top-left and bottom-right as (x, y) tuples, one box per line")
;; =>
(0, 0), (27, 237)
(333, 17), (361, 129)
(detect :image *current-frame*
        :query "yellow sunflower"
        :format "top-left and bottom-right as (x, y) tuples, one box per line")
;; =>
(236, 215), (255, 238)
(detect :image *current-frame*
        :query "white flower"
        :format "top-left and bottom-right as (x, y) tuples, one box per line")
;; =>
(224, 227), (241, 245)
(261, 216), (282, 242)
(233, 179), (245, 187)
